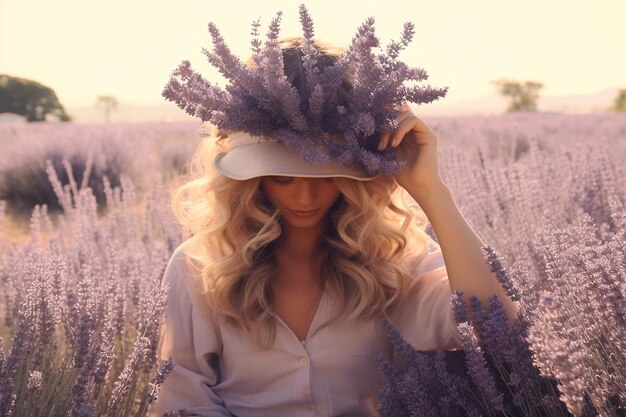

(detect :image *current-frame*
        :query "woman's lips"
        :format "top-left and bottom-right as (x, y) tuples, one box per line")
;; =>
(289, 209), (319, 218)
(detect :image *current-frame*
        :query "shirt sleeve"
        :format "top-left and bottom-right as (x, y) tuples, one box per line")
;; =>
(148, 247), (233, 417)
(387, 229), (462, 351)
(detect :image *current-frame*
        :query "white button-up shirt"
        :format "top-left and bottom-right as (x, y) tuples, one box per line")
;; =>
(149, 232), (461, 417)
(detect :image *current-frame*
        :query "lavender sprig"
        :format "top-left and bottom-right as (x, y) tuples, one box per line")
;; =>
(456, 322), (506, 412)
(298, 4), (320, 94)
(249, 18), (262, 60)
(481, 244), (522, 301)
(106, 336), (151, 415)
(146, 357), (175, 405)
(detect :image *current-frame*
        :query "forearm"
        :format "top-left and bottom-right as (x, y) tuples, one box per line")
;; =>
(406, 182), (520, 326)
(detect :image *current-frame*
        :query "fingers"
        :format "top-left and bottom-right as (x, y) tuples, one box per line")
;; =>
(377, 109), (435, 150)
(378, 131), (393, 151)
(378, 110), (413, 150)
(407, 115), (436, 137)
(390, 118), (416, 147)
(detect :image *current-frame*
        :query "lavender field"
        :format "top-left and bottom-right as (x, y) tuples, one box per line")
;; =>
(0, 113), (625, 416)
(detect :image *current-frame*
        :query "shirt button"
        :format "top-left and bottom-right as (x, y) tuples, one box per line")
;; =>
(299, 357), (308, 367)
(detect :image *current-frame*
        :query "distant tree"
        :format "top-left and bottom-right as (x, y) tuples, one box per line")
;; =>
(0, 74), (71, 122)
(96, 95), (118, 123)
(611, 88), (626, 112)
(491, 79), (544, 112)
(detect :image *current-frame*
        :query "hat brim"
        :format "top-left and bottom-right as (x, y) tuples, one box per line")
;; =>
(214, 142), (378, 181)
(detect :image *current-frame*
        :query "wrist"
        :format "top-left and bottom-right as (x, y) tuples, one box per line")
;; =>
(406, 181), (450, 202)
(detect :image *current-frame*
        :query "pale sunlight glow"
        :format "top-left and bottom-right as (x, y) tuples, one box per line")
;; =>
(1, 0), (624, 108)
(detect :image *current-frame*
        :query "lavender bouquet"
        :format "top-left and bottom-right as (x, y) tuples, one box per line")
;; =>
(163, 4), (447, 176)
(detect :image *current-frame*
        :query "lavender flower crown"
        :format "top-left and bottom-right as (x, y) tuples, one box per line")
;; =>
(163, 4), (448, 176)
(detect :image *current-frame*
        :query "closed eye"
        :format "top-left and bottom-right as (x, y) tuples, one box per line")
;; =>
(270, 176), (294, 185)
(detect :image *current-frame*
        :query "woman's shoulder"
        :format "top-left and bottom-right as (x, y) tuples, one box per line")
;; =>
(399, 227), (443, 273)
(162, 240), (206, 301)
(162, 240), (225, 325)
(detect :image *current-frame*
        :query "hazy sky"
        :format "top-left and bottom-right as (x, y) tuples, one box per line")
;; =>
(1, 0), (625, 108)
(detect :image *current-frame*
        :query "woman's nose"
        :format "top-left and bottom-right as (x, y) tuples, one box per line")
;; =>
(293, 178), (319, 204)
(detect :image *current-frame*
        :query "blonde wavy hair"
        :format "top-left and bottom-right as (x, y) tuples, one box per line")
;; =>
(169, 37), (431, 347)
(170, 131), (430, 347)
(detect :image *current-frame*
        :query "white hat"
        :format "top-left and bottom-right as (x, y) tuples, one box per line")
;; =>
(214, 132), (379, 181)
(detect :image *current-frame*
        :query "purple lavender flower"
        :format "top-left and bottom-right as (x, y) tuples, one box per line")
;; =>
(71, 307), (94, 368)
(147, 357), (176, 404)
(381, 318), (420, 368)
(106, 336), (151, 415)
(133, 254), (170, 359)
(69, 370), (90, 417)
(432, 351), (481, 416)
(375, 353), (410, 417)
(70, 402), (96, 417)
(26, 370), (42, 391)
(468, 295), (487, 331)
(481, 244), (521, 301)
(0, 393), (15, 417)
(307, 84), (325, 125)
(298, 4), (321, 98)
(451, 290), (469, 324)
(91, 302), (117, 384)
(37, 256), (60, 348)
(0, 288), (37, 416)
(249, 18), (262, 58)
(477, 296), (516, 366)
(456, 322), (505, 412)
(380, 320), (459, 416)
(381, 22), (415, 66)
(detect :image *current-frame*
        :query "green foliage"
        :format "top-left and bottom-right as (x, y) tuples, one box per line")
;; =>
(492, 79), (544, 112)
(611, 88), (626, 112)
(0, 74), (71, 122)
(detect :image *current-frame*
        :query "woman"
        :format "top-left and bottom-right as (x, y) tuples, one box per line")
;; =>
(150, 10), (519, 417)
